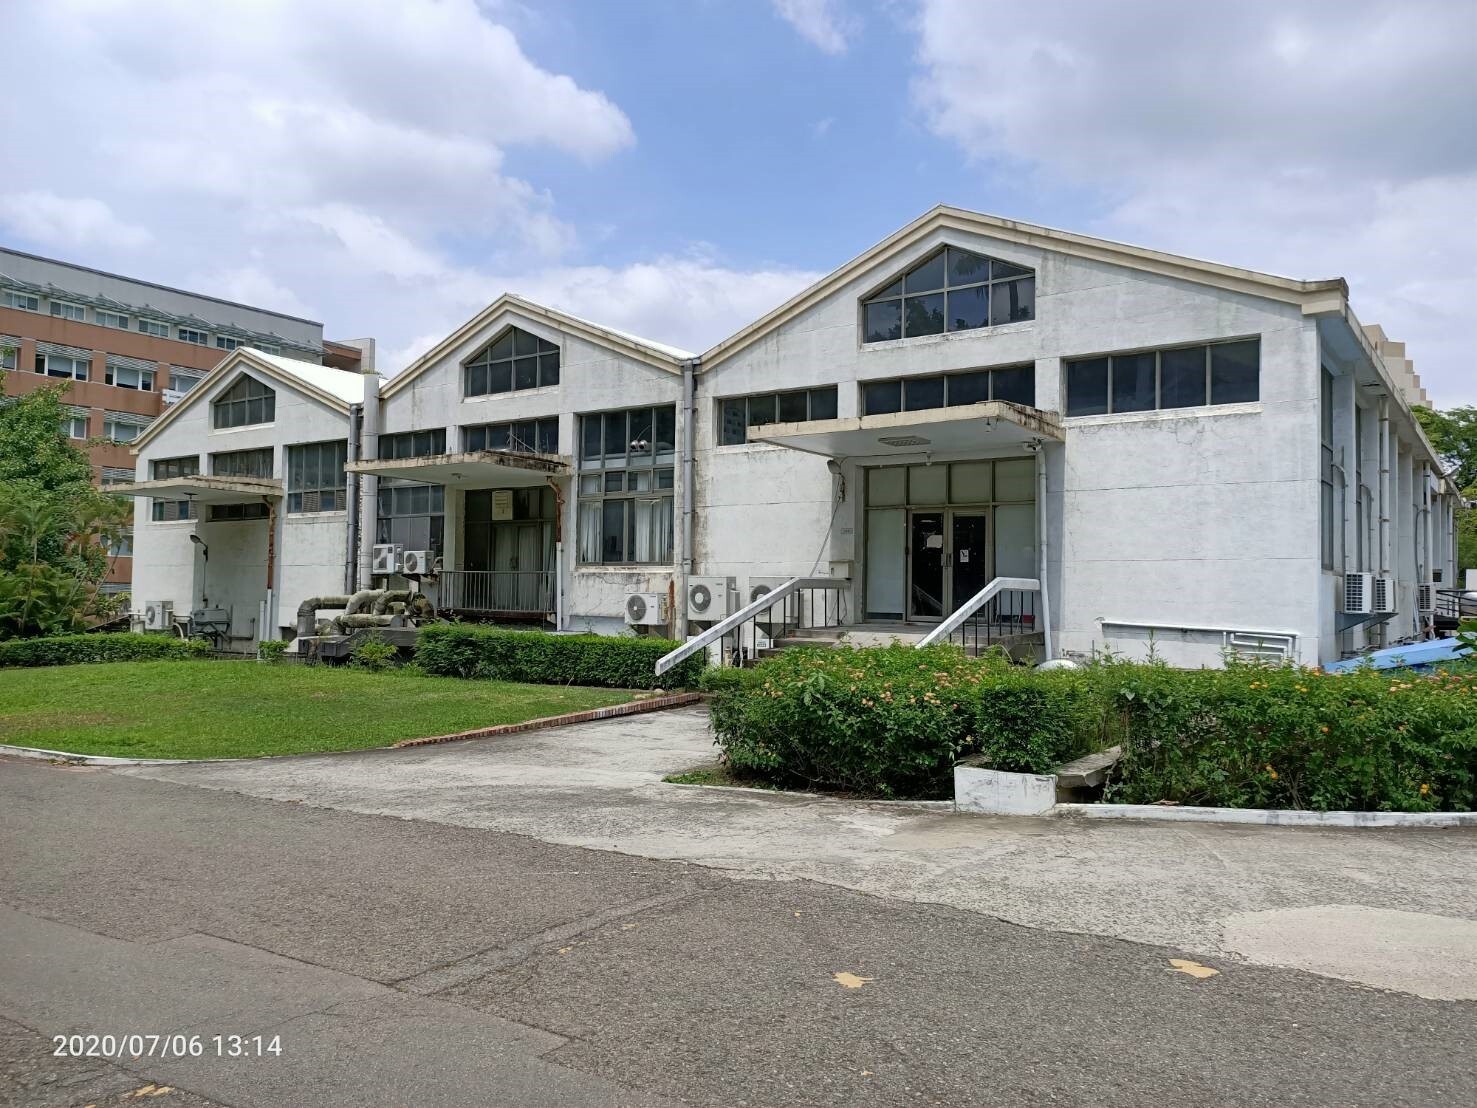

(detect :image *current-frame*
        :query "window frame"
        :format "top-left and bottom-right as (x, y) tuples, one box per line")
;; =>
(215, 335), (244, 351)
(211, 374), (276, 429)
(102, 413), (150, 444)
(137, 318), (168, 337)
(3, 290), (40, 312)
(149, 455), (200, 523)
(96, 309), (129, 330)
(61, 413), (90, 440)
(36, 351), (90, 381)
(718, 386), (839, 446)
(210, 447), (274, 479)
(861, 246), (1036, 344)
(105, 362), (155, 391)
(463, 326), (562, 398)
(377, 428), (448, 461)
(177, 326), (209, 346)
(576, 405), (676, 566)
(1063, 338), (1261, 418)
(49, 299), (86, 322)
(463, 418), (559, 455)
(858, 365), (1035, 417)
(286, 439), (348, 514)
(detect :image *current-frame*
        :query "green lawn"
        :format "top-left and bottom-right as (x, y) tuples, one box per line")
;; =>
(0, 660), (638, 759)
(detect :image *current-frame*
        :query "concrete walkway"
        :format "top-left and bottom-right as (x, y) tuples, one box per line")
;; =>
(123, 706), (1477, 1000)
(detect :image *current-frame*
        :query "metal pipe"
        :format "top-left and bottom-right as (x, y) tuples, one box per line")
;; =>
(344, 588), (386, 616)
(331, 613), (394, 633)
(296, 594), (351, 640)
(1035, 442), (1055, 661)
(678, 357), (698, 637)
(346, 403), (362, 593)
(546, 476), (566, 631)
(357, 378), (382, 591)
(372, 589), (411, 615)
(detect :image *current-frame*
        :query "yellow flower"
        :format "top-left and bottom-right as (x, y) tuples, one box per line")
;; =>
(1420, 783), (1430, 796)
(1265, 764), (1278, 780)
(1319, 725), (1329, 734)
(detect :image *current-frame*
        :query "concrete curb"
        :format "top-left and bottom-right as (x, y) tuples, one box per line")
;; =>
(392, 692), (706, 749)
(0, 744), (189, 767)
(1052, 802), (1477, 829)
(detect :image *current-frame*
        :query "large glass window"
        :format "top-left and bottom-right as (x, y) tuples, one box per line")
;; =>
(286, 440), (347, 513)
(378, 428), (447, 460)
(50, 300), (85, 321)
(106, 362), (155, 391)
(862, 246), (1035, 343)
(377, 482), (445, 555)
(150, 455), (199, 521)
(211, 447), (274, 479)
(464, 418), (558, 454)
(212, 375), (276, 428)
(860, 365), (1036, 416)
(464, 327), (560, 397)
(1064, 339), (1260, 417)
(719, 386), (837, 445)
(577, 405), (675, 565)
(36, 351), (89, 381)
(137, 318), (168, 337)
(103, 412), (150, 443)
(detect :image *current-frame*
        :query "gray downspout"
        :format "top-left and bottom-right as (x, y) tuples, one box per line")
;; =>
(357, 374), (382, 591)
(346, 403), (362, 594)
(678, 357), (698, 638)
(1035, 441), (1055, 662)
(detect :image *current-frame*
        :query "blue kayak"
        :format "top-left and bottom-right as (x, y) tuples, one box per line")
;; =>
(1323, 637), (1472, 673)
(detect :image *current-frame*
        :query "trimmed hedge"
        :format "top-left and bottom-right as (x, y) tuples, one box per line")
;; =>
(705, 646), (1477, 809)
(416, 624), (704, 689)
(704, 644), (1104, 797)
(1105, 661), (1477, 813)
(0, 632), (207, 668)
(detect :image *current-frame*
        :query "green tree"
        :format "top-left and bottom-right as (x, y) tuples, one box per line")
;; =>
(0, 368), (131, 638)
(1415, 405), (1477, 573)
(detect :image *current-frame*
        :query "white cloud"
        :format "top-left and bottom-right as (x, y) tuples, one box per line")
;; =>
(772, 0), (855, 54)
(0, 192), (151, 251)
(914, 0), (1477, 405)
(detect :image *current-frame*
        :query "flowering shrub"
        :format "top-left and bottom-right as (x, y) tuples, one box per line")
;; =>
(703, 644), (1102, 797)
(1105, 660), (1477, 812)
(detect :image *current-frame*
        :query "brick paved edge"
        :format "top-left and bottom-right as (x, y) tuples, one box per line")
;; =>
(391, 691), (707, 748)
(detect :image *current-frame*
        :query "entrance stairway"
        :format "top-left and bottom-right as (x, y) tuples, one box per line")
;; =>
(761, 622), (1043, 661)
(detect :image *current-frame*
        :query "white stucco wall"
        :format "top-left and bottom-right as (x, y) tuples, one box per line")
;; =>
(380, 310), (685, 632)
(131, 364), (351, 643)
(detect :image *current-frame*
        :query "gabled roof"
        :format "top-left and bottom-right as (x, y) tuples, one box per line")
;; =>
(381, 293), (691, 399)
(697, 205), (1349, 371)
(130, 347), (369, 452)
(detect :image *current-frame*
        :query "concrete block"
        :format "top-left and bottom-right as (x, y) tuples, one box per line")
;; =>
(954, 763), (1057, 815)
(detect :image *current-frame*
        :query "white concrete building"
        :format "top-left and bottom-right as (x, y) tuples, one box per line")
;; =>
(124, 207), (1461, 666)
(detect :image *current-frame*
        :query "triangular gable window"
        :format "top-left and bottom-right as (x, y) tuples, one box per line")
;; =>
(212, 374), (276, 428)
(862, 246), (1034, 343)
(464, 326), (560, 397)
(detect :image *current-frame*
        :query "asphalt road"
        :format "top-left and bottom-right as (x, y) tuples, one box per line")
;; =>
(2, 757), (1473, 1107)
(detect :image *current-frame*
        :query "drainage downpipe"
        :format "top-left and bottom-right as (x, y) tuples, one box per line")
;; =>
(678, 357), (698, 638)
(346, 403), (363, 594)
(296, 595), (351, 640)
(357, 379), (382, 591)
(1035, 441), (1055, 662)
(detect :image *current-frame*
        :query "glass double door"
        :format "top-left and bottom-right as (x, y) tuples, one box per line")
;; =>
(908, 510), (989, 621)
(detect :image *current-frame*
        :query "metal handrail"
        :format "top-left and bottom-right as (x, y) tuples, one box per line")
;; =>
(915, 577), (1040, 648)
(654, 576), (844, 676)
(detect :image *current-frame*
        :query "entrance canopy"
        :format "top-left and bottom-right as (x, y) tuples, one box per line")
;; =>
(347, 449), (570, 489)
(753, 401), (1063, 459)
(109, 475), (281, 504)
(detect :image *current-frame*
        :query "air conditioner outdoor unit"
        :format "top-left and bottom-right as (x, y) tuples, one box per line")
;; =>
(1417, 582), (1437, 613)
(143, 600), (173, 631)
(687, 576), (736, 622)
(1342, 572), (1373, 616)
(1372, 575), (1397, 615)
(401, 549), (431, 577)
(372, 543), (401, 575)
(624, 592), (669, 626)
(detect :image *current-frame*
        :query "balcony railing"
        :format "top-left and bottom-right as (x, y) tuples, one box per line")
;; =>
(430, 569), (553, 616)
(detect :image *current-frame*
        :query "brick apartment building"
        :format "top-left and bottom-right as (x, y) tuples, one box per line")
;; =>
(0, 247), (368, 595)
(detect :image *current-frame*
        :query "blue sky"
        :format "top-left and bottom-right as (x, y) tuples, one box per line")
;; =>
(1, 0), (1472, 404)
